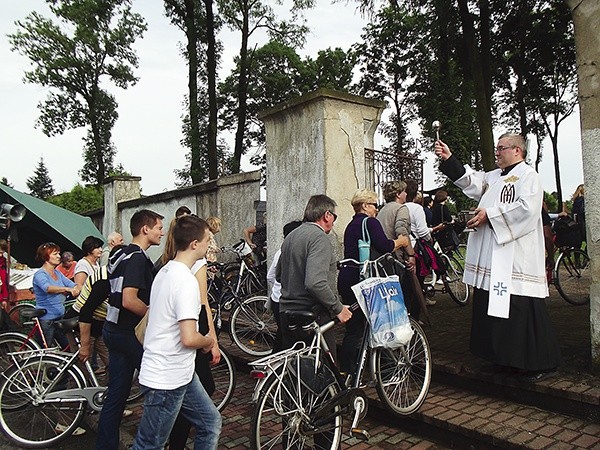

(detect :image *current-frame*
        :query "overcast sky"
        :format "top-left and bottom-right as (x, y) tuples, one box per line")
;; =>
(1, 1), (583, 200)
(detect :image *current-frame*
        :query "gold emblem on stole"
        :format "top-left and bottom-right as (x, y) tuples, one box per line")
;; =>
(504, 175), (520, 183)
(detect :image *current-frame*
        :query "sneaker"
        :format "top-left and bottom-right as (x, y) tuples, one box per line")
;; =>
(426, 299), (437, 306)
(55, 423), (86, 436)
(123, 409), (133, 418)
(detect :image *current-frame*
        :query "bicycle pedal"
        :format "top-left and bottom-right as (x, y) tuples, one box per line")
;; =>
(350, 428), (370, 441)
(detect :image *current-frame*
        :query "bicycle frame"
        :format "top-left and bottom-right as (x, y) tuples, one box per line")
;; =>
(5, 347), (106, 412)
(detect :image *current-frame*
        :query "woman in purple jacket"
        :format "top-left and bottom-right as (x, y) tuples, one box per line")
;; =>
(337, 189), (407, 374)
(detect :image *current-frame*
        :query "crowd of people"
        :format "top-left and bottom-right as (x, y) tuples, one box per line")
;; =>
(20, 132), (583, 448)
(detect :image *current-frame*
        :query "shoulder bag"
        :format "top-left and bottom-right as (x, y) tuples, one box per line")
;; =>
(358, 217), (371, 263)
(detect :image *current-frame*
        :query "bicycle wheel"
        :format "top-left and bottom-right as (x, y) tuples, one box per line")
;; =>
(0, 355), (86, 448)
(373, 317), (431, 416)
(229, 295), (276, 356)
(0, 332), (41, 372)
(250, 356), (342, 450)
(212, 348), (236, 411)
(555, 248), (591, 305)
(442, 254), (470, 305)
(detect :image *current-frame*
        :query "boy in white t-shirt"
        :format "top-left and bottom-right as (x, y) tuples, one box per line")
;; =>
(132, 215), (221, 450)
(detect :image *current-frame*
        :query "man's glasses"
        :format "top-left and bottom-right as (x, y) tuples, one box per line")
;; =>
(327, 210), (338, 222)
(495, 145), (516, 153)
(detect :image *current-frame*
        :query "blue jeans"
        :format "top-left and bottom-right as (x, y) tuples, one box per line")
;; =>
(39, 318), (69, 350)
(132, 374), (221, 450)
(96, 325), (143, 450)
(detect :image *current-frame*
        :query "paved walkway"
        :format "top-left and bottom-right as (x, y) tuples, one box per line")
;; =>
(111, 289), (599, 449)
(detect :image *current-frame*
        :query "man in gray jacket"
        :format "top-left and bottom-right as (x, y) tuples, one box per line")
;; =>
(277, 194), (352, 360)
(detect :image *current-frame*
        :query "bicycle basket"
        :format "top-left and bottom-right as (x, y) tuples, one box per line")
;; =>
(554, 217), (583, 248)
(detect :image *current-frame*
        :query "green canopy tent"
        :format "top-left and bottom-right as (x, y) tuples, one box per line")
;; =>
(0, 184), (104, 267)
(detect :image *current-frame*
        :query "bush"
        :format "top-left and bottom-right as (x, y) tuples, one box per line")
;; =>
(47, 184), (103, 214)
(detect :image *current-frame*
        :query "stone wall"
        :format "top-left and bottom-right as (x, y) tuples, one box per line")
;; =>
(96, 172), (261, 263)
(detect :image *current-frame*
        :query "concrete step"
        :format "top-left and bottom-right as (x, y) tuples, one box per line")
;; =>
(368, 381), (600, 449)
(227, 337), (600, 449)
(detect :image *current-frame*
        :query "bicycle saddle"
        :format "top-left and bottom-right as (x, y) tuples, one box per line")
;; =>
(20, 308), (47, 320)
(54, 316), (80, 332)
(284, 310), (316, 330)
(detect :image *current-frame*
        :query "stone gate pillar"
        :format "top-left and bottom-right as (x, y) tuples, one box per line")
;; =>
(568, 0), (600, 371)
(102, 175), (142, 238)
(260, 88), (386, 260)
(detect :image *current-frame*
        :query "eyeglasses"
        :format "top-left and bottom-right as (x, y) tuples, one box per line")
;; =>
(327, 210), (338, 222)
(495, 145), (516, 153)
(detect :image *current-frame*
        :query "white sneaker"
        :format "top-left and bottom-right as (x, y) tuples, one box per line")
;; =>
(55, 423), (86, 436)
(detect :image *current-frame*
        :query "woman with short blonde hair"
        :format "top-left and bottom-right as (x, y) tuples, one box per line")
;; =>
(338, 188), (408, 373)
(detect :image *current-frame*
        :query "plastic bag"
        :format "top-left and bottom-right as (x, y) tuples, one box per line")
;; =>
(351, 275), (413, 349)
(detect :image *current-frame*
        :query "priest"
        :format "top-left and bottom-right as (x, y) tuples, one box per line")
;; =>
(434, 133), (561, 382)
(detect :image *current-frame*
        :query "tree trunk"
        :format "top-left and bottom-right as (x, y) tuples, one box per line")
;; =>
(567, 0), (600, 372)
(548, 127), (563, 207)
(457, 0), (495, 170)
(184, 0), (202, 184)
(204, 0), (218, 180)
(89, 103), (106, 186)
(232, 1), (250, 174)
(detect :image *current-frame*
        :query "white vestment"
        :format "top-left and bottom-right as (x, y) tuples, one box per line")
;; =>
(455, 161), (548, 316)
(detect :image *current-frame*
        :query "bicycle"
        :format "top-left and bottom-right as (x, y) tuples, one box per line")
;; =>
(419, 233), (470, 306)
(248, 254), (432, 449)
(218, 240), (267, 299)
(550, 244), (590, 305)
(0, 308), (147, 403)
(0, 316), (108, 448)
(0, 308), (58, 372)
(545, 216), (591, 306)
(208, 259), (276, 357)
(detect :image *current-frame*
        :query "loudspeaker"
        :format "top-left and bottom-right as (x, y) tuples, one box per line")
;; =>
(0, 203), (26, 222)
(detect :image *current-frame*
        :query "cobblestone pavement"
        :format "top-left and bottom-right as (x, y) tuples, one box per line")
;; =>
(120, 372), (450, 449)
(1, 289), (596, 449)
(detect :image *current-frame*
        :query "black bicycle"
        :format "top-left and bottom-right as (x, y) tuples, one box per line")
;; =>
(248, 254), (431, 449)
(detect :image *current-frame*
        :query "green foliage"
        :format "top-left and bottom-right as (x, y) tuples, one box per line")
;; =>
(544, 191), (559, 213)
(8, 0), (147, 185)
(219, 40), (356, 181)
(216, 0), (315, 173)
(47, 184), (103, 214)
(26, 157), (55, 200)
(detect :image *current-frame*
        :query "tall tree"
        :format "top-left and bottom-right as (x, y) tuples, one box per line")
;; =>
(26, 157), (55, 200)
(217, 0), (314, 173)
(354, 7), (421, 158)
(220, 41), (355, 177)
(165, 0), (223, 184)
(495, 0), (577, 205)
(455, 0), (495, 171)
(8, 0), (147, 186)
